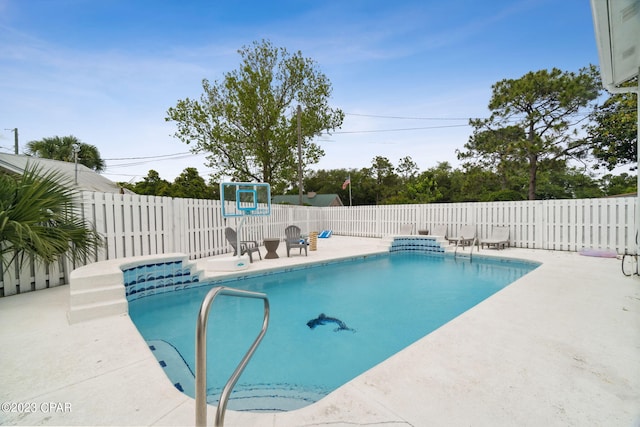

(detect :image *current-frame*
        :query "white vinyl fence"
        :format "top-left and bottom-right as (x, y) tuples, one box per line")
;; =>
(1, 192), (636, 297)
(323, 198), (637, 251)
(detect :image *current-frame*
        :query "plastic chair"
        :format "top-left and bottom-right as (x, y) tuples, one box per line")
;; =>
(285, 225), (308, 257)
(224, 227), (262, 262)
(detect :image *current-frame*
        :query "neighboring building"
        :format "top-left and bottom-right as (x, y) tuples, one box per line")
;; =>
(272, 192), (343, 207)
(605, 193), (637, 198)
(0, 153), (133, 194)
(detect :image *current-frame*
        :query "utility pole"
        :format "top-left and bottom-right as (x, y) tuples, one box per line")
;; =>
(73, 143), (80, 184)
(12, 128), (18, 154)
(297, 105), (303, 206)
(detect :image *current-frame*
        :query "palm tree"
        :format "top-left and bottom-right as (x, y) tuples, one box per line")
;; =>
(25, 135), (106, 172)
(0, 164), (103, 270)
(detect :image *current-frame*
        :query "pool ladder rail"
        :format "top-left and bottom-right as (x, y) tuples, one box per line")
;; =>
(453, 236), (478, 262)
(195, 286), (270, 427)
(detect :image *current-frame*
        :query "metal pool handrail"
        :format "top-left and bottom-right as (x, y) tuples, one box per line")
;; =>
(469, 236), (478, 262)
(454, 236), (478, 262)
(195, 286), (270, 427)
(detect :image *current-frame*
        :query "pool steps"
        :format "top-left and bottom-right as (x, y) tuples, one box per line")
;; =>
(148, 339), (195, 395)
(68, 237), (450, 324)
(70, 283), (124, 307)
(148, 339), (326, 412)
(210, 384), (328, 412)
(68, 253), (202, 324)
(383, 234), (450, 253)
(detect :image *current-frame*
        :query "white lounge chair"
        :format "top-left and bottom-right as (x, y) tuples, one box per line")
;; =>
(398, 224), (414, 235)
(448, 225), (477, 248)
(480, 226), (510, 250)
(430, 225), (447, 239)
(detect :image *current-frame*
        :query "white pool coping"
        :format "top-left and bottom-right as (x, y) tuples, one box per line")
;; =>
(1, 236), (639, 426)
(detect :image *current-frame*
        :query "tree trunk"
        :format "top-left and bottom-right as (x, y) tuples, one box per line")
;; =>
(528, 154), (537, 200)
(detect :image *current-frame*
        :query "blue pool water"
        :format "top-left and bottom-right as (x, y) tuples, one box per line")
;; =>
(128, 252), (538, 412)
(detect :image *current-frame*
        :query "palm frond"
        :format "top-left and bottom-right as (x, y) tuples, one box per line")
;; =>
(0, 163), (103, 270)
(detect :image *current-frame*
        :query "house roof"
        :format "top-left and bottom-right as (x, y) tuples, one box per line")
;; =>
(272, 192), (343, 207)
(0, 153), (132, 194)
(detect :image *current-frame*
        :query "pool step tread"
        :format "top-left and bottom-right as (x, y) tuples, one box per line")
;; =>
(67, 299), (128, 324)
(68, 254), (203, 324)
(70, 271), (123, 291)
(147, 339), (195, 395)
(70, 284), (125, 306)
(389, 236), (447, 253)
(208, 384), (328, 412)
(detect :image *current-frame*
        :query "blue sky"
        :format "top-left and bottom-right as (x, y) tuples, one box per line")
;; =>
(0, 0), (600, 183)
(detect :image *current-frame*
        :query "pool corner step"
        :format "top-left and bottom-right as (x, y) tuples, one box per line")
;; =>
(68, 262), (128, 325)
(67, 298), (128, 324)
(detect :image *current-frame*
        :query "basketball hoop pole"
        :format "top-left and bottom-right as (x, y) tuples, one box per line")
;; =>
(220, 182), (271, 263)
(236, 216), (246, 259)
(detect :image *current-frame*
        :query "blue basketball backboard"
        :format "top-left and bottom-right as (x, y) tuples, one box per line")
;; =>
(220, 182), (271, 217)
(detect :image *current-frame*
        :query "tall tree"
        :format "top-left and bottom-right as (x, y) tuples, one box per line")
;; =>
(598, 172), (637, 196)
(396, 156), (419, 181)
(535, 165), (603, 199)
(132, 170), (172, 196)
(587, 79), (638, 170)
(459, 66), (601, 199)
(386, 171), (441, 204)
(456, 165), (508, 201)
(423, 162), (458, 202)
(166, 39), (344, 194)
(0, 164), (102, 270)
(302, 168), (349, 194)
(365, 156), (398, 204)
(347, 169), (378, 206)
(458, 126), (527, 192)
(171, 167), (215, 199)
(25, 135), (106, 172)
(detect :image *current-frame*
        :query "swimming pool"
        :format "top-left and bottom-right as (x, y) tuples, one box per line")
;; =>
(128, 252), (538, 412)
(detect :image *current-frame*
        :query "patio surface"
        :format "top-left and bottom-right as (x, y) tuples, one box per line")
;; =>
(0, 236), (639, 426)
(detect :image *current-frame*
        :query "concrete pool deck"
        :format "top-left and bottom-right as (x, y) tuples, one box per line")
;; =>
(0, 235), (639, 426)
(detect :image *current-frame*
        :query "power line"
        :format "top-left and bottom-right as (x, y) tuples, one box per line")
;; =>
(105, 152), (206, 169)
(344, 112), (471, 120)
(103, 152), (194, 161)
(102, 172), (142, 178)
(107, 154), (200, 168)
(343, 107), (608, 123)
(333, 124), (470, 134)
